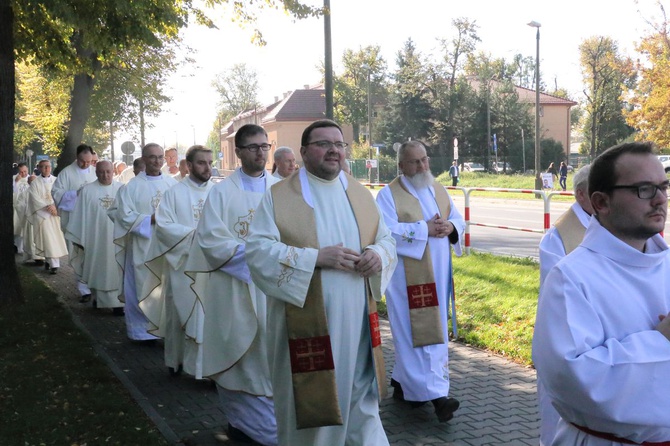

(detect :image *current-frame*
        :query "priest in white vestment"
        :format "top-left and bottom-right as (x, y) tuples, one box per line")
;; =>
(184, 125), (279, 445)
(27, 159), (67, 273)
(13, 163), (30, 254)
(161, 147), (179, 176)
(536, 164), (592, 446)
(52, 144), (96, 298)
(376, 141), (464, 423)
(246, 120), (397, 446)
(271, 146), (296, 180)
(66, 161), (123, 312)
(19, 175), (42, 264)
(140, 146), (214, 377)
(108, 143), (177, 341)
(533, 142), (670, 446)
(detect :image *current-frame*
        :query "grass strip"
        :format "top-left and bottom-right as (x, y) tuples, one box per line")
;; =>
(0, 267), (168, 446)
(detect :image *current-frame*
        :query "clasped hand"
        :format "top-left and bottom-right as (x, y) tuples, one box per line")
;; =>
(427, 213), (452, 238)
(316, 243), (381, 277)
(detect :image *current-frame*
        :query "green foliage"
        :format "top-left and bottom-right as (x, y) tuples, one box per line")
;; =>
(579, 36), (635, 159)
(0, 268), (168, 445)
(14, 61), (70, 156)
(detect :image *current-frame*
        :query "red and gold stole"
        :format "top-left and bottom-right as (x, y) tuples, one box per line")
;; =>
(554, 207), (586, 255)
(271, 172), (387, 429)
(388, 178), (450, 347)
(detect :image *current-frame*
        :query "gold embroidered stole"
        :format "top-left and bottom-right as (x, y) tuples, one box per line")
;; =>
(272, 173), (386, 429)
(554, 207), (585, 255)
(389, 178), (450, 347)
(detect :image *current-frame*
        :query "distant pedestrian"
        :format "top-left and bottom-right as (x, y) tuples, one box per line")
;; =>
(559, 161), (568, 191)
(546, 162), (558, 185)
(448, 160), (459, 186)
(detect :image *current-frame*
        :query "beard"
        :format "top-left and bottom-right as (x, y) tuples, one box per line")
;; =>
(405, 171), (435, 189)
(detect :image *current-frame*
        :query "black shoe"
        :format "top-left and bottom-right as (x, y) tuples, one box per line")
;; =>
(227, 423), (253, 443)
(391, 379), (426, 408)
(31, 259), (44, 266)
(112, 307), (124, 316)
(79, 294), (92, 303)
(432, 396), (460, 422)
(50, 267), (58, 275)
(168, 364), (183, 377)
(44, 262), (50, 270)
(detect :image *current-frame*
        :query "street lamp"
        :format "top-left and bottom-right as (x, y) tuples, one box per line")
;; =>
(361, 63), (374, 181)
(191, 125), (196, 145)
(527, 20), (542, 192)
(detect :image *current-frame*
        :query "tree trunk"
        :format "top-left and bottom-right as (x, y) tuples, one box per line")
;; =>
(55, 34), (100, 175)
(139, 98), (146, 148)
(0, 0), (24, 306)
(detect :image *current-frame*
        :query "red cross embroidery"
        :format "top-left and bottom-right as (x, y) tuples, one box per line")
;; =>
(289, 335), (334, 373)
(407, 283), (439, 309)
(369, 312), (382, 348)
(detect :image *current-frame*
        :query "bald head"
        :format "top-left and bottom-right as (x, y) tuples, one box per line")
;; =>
(96, 160), (114, 185)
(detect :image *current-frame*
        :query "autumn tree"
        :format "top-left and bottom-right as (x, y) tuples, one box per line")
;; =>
(579, 36), (635, 159)
(626, 3), (670, 147)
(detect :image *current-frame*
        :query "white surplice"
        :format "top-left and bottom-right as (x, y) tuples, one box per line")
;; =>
(184, 168), (279, 446)
(51, 161), (96, 232)
(27, 175), (67, 263)
(375, 177), (465, 402)
(140, 177), (213, 377)
(66, 180), (123, 308)
(108, 172), (177, 340)
(537, 201), (591, 446)
(533, 217), (670, 445)
(13, 177), (30, 252)
(246, 169), (397, 446)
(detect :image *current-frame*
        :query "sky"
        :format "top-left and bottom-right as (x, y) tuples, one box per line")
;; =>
(135, 0), (664, 151)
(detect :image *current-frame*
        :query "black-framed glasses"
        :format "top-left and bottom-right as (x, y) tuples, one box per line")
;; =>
(307, 141), (348, 150)
(237, 143), (272, 153)
(610, 182), (670, 199)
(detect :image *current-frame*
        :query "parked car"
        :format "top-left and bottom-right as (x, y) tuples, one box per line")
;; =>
(211, 167), (225, 183)
(493, 162), (512, 173)
(463, 162), (486, 172)
(659, 155), (670, 173)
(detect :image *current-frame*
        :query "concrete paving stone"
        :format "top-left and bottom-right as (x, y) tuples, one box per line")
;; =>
(24, 254), (540, 445)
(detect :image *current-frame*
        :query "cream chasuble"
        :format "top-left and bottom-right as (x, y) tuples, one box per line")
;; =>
(66, 180), (123, 307)
(140, 178), (213, 377)
(184, 168), (279, 394)
(27, 175), (68, 259)
(246, 168), (397, 446)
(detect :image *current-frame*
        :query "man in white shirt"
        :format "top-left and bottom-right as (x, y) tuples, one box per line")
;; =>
(13, 162), (30, 254)
(533, 142), (670, 445)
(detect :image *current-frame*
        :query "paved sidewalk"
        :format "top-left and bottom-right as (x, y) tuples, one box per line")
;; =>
(22, 254), (539, 446)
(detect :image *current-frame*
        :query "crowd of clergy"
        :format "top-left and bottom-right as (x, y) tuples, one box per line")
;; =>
(11, 119), (465, 446)
(15, 119), (670, 446)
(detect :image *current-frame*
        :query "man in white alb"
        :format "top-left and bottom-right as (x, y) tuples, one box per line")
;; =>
(140, 145), (214, 377)
(161, 147), (179, 176)
(184, 124), (279, 445)
(533, 142), (670, 445)
(66, 160), (123, 313)
(271, 146), (296, 179)
(52, 144), (97, 298)
(108, 143), (177, 341)
(536, 163), (592, 446)
(246, 119), (397, 446)
(27, 159), (68, 274)
(13, 162), (30, 254)
(376, 140), (465, 423)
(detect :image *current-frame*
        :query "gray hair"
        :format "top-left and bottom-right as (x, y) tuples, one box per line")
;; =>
(573, 164), (590, 193)
(398, 140), (426, 162)
(274, 146), (294, 162)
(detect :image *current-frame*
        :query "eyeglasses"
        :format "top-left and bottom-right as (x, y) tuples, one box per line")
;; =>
(403, 157), (430, 167)
(610, 182), (670, 199)
(307, 141), (348, 150)
(237, 143), (272, 152)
